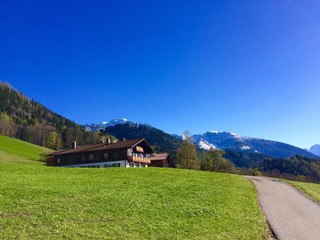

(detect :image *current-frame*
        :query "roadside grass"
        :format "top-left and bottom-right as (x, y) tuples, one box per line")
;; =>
(287, 180), (320, 203)
(0, 136), (268, 239)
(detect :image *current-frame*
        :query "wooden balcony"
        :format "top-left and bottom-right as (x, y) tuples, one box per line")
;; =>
(129, 155), (151, 164)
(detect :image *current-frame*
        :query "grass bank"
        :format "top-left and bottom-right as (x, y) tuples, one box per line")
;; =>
(288, 180), (320, 203)
(0, 136), (268, 239)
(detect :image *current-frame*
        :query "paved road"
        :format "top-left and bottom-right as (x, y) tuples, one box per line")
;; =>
(247, 176), (320, 240)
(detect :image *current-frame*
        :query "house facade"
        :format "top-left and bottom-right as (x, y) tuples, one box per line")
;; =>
(47, 138), (154, 168)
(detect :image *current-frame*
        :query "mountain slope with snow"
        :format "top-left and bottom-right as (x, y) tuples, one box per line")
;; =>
(309, 144), (320, 157)
(84, 118), (135, 131)
(85, 119), (319, 160)
(193, 131), (319, 159)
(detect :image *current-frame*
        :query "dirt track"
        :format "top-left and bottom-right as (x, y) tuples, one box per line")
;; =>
(247, 176), (320, 240)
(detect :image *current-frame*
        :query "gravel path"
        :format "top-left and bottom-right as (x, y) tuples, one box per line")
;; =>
(247, 176), (320, 240)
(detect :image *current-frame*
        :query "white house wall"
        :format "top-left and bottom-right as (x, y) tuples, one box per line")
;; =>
(61, 160), (148, 168)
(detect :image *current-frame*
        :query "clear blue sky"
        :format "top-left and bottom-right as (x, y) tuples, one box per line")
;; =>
(1, 0), (319, 149)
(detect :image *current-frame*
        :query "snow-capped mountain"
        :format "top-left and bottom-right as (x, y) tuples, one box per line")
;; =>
(86, 119), (319, 159)
(192, 131), (319, 159)
(309, 144), (320, 157)
(84, 118), (135, 131)
(193, 131), (251, 150)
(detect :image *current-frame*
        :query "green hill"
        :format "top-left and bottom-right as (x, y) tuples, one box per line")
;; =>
(0, 135), (51, 162)
(0, 135), (268, 239)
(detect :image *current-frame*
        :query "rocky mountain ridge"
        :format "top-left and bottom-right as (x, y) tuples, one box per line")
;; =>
(87, 119), (319, 159)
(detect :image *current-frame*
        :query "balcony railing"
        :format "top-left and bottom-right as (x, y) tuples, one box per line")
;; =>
(129, 155), (151, 164)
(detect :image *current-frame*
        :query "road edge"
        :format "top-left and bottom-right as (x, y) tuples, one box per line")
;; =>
(245, 176), (278, 240)
(282, 180), (320, 207)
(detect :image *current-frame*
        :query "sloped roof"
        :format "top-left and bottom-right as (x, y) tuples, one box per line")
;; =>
(91, 139), (145, 151)
(48, 138), (153, 156)
(148, 153), (169, 161)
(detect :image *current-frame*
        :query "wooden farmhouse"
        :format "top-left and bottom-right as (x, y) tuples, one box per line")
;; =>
(47, 138), (159, 168)
(149, 153), (169, 167)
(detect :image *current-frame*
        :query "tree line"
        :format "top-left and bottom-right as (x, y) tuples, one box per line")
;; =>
(257, 155), (320, 182)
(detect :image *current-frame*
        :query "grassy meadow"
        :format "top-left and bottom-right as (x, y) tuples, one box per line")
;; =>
(288, 180), (320, 203)
(0, 135), (268, 239)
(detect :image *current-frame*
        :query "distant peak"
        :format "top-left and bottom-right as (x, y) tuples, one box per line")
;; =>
(309, 144), (320, 157)
(208, 131), (238, 136)
(209, 130), (220, 134)
(105, 118), (132, 125)
(84, 118), (135, 132)
(111, 118), (128, 121)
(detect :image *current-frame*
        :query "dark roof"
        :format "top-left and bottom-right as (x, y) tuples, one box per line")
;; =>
(91, 139), (145, 151)
(149, 153), (169, 161)
(49, 143), (105, 156)
(48, 138), (153, 156)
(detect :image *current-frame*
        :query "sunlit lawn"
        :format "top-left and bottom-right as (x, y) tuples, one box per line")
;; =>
(0, 135), (268, 239)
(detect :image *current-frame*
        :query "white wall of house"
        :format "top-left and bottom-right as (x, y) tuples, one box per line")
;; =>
(61, 160), (148, 168)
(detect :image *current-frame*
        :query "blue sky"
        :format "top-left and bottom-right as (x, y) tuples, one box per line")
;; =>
(1, 0), (319, 149)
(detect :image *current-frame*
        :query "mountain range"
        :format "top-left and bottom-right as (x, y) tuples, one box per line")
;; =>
(1, 81), (318, 169)
(87, 118), (319, 160)
(192, 131), (318, 159)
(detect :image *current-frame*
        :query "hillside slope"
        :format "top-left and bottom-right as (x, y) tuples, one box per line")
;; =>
(0, 136), (268, 239)
(103, 123), (183, 153)
(309, 144), (320, 157)
(0, 135), (51, 162)
(0, 81), (98, 149)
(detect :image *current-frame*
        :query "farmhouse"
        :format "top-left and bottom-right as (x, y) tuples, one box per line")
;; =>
(149, 153), (169, 167)
(47, 138), (155, 168)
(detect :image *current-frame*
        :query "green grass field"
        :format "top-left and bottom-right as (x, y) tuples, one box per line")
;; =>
(288, 180), (320, 203)
(0, 135), (268, 239)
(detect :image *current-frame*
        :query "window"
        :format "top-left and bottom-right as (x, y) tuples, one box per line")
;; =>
(88, 165), (99, 168)
(104, 152), (108, 160)
(114, 151), (119, 159)
(81, 155), (86, 162)
(127, 148), (133, 156)
(90, 154), (94, 161)
(113, 163), (120, 167)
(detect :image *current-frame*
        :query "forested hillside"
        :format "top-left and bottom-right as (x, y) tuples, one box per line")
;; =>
(0, 81), (101, 149)
(223, 150), (268, 168)
(103, 123), (183, 153)
(258, 155), (320, 182)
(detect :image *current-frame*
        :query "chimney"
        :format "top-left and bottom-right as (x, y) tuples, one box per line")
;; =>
(106, 138), (111, 144)
(72, 141), (77, 149)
